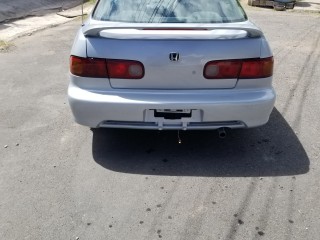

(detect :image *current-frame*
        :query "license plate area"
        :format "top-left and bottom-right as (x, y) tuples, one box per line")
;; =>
(154, 109), (191, 120)
(145, 109), (202, 130)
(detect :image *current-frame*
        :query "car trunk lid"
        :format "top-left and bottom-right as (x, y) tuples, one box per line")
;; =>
(85, 23), (262, 89)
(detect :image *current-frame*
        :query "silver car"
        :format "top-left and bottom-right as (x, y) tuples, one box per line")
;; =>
(68, 0), (275, 131)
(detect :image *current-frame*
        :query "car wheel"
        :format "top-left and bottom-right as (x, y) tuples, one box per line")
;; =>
(248, 0), (253, 6)
(287, 3), (295, 9)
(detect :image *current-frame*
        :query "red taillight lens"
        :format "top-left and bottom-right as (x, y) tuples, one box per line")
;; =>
(204, 57), (273, 79)
(239, 57), (273, 79)
(70, 56), (144, 79)
(107, 60), (144, 79)
(70, 56), (108, 78)
(204, 60), (242, 79)
(142, 28), (208, 31)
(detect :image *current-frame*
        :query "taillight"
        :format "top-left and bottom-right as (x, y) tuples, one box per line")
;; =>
(142, 28), (208, 31)
(204, 57), (273, 79)
(107, 60), (144, 79)
(70, 56), (144, 79)
(239, 57), (273, 78)
(204, 60), (242, 79)
(70, 56), (108, 78)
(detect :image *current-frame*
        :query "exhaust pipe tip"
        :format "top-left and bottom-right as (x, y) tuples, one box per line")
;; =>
(218, 127), (227, 139)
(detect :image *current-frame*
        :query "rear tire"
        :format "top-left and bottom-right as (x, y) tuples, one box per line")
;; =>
(287, 3), (295, 9)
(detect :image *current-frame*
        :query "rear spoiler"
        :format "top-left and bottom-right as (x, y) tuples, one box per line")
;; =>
(82, 24), (263, 39)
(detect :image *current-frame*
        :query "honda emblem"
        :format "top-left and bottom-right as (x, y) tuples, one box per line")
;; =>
(169, 52), (180, 62)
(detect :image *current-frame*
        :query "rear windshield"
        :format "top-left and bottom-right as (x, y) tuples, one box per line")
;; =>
(93, 0), (247, 23)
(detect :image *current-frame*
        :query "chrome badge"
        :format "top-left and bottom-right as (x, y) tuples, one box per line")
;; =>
(169, 52), (180, 62)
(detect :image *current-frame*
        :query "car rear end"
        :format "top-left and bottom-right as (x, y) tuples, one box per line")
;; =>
(68, 0), (276, 130)
(274, 0), (296, 10)
(248, 0), (296, 9)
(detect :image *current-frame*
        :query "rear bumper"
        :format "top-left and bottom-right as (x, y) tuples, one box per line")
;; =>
(274, 1), (295, 9)
(68, 83), (276, 130)
(251, 0), (295, 8)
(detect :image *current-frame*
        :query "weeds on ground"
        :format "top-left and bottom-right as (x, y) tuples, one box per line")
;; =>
(0, 40), (14, 52)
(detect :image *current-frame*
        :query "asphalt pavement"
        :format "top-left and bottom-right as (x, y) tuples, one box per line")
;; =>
(0, 2), (93, 42)
(0, 7), (320, 240)
(0, 0), (82, 23)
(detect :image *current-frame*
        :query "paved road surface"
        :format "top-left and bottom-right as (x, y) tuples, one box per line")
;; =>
(0, 8), (320, 240)
(0, 0), (81, 23)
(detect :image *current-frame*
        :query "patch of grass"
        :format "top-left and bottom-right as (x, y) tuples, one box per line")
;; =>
(0, 40), (14, 52)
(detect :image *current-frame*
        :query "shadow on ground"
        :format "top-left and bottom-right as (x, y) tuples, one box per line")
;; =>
(296, 2), (313, 7)
(92, 108), (309, 177)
